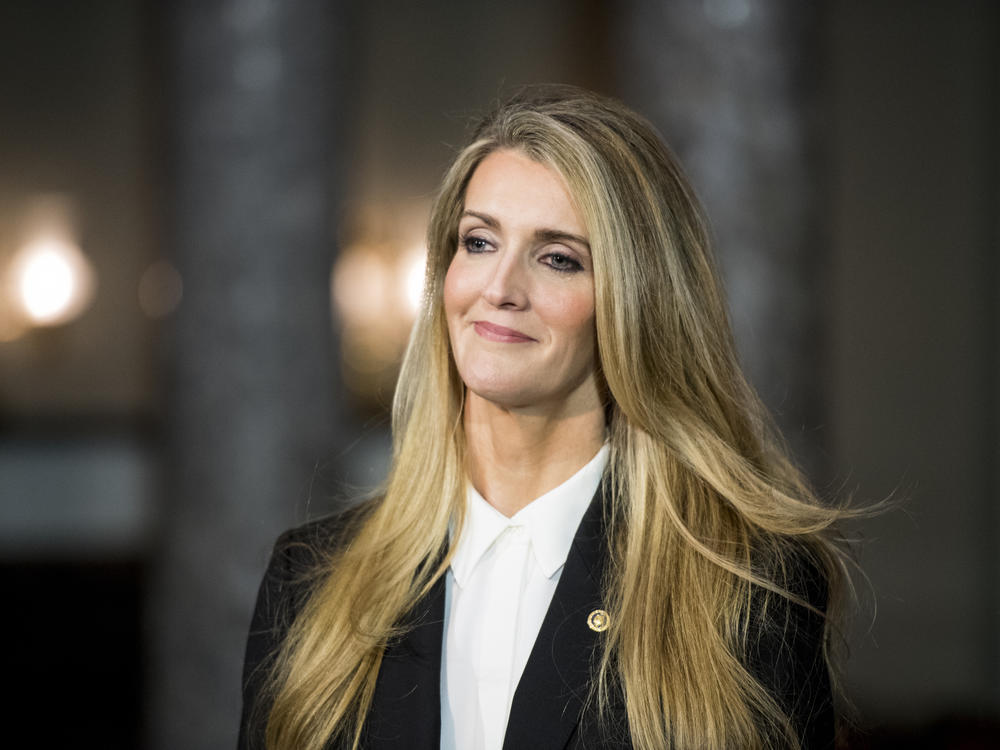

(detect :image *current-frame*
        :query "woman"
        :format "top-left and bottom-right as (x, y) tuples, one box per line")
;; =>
(239, 85), (848, 750)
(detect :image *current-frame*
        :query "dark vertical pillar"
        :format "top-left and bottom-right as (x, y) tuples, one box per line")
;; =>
(615, 0), (826, 473)
(151, 2), (348, 747)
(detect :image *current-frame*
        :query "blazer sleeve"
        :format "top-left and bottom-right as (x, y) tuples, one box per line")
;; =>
(237, 510), (364, 750)
(237, 528), (308, 750)
(747, 559), (836, 750)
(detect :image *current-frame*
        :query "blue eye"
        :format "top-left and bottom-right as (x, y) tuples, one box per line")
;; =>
(543, 252), (583, 273)
(460, 234), (491, 253)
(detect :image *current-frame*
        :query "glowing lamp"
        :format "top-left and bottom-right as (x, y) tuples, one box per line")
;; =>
(402, 247), (427, 316)
(330, 234), (428, 402)
(11, 235), (96, 326)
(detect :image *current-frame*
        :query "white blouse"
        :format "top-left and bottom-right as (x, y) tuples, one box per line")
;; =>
(440, 444), (609, 750)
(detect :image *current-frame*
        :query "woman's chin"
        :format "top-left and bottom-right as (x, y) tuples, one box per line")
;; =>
(464, 381), (537, 411)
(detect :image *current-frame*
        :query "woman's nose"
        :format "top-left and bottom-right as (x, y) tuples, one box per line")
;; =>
(481, 251), (528, 309)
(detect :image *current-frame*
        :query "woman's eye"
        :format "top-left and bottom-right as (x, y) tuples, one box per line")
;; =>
(461, 234), (491, 253)
(543, 252), (583, 273)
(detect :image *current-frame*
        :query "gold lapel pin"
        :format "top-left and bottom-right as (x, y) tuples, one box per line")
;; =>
(587, 609), (610, 632)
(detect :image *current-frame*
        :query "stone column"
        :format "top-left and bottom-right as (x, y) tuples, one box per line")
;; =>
(150, 2), (349, 748)
(615, 0), (826, 475)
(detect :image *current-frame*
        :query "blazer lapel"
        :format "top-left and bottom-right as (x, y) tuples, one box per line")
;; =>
(364, 574), (445, 750)
(503, 486), (611, 750)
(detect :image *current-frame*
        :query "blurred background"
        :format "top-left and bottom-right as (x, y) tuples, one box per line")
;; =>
(0, 1), (996, 748)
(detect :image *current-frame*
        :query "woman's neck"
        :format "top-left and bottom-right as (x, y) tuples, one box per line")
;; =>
(463, 392), (606, 517)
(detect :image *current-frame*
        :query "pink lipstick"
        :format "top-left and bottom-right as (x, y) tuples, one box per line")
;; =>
(473, 321), (536, 343)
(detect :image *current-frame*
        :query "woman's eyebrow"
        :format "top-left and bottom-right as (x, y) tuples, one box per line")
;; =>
(461, 210), (590, 251)
(461, 210), (499, 228)
(534, 228), (590, 251)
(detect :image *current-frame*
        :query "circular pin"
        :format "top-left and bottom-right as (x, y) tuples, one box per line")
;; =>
(587, 609), (610, 632)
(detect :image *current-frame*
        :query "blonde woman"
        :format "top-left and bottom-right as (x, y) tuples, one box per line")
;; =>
(239, 85), (847, 750)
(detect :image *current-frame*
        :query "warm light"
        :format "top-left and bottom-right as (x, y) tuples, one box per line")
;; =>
(11, 236), (95, 326)
(402, 248), (427, 315)
(21, 246), (73, 319)
(329, 203), (431, 403)
(331, 241), (426, 401)
(332, 250), (389, 325)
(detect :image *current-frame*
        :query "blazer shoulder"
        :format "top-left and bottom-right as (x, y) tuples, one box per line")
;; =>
(270, 499), (375, 576)
(747, 545), (836, 750)
(237, 499), (375, 750)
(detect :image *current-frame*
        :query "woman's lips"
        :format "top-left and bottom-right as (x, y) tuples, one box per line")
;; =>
(473, 321), (536, 343)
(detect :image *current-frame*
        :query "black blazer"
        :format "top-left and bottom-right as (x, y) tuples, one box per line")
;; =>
(238, 490), (834, 749)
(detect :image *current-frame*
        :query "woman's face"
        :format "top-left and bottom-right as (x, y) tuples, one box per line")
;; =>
(443, 149), (599, 414)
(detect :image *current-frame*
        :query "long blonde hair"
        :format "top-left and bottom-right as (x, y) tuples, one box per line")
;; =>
(262, 85), (849, 750)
